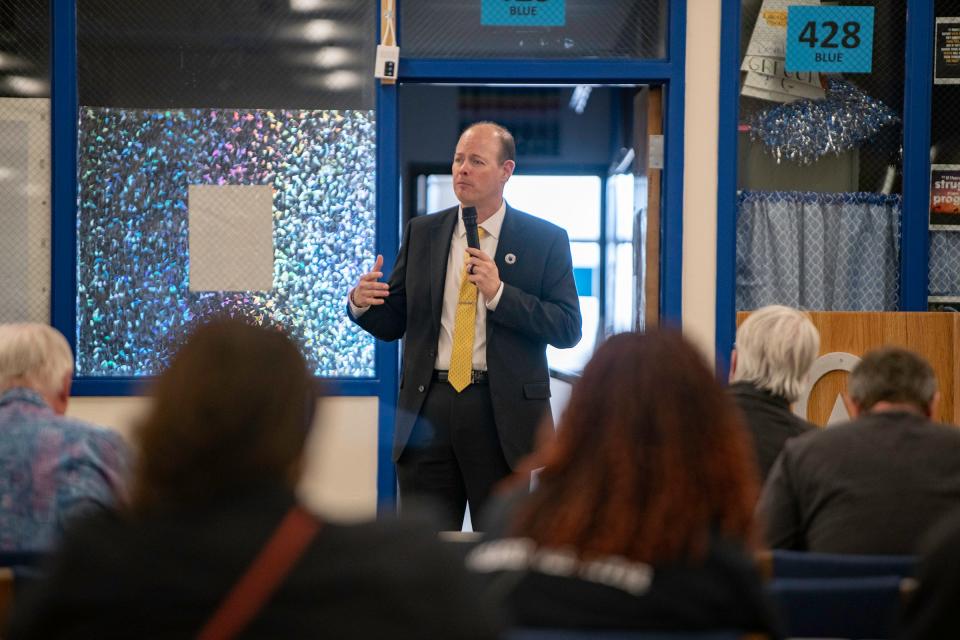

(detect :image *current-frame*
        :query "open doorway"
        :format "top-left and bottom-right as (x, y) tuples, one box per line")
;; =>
(398, 83), (663, 530)
(398, 84), (661, 375)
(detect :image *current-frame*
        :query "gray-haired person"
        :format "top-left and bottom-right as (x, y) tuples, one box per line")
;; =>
(728, 305), (819, 481)
(0, 323), (130, 551)
(759, 346), (960, 554)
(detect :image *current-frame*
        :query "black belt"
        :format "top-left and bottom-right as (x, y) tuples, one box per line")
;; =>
(433, 369), (489, 384)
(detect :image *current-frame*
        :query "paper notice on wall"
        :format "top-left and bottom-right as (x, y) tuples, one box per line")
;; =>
(744, 0), (819, 59)
(931, 164), (960, 227)
(935, 18), (960, 85)
(742, 71), (826, 102)
(741, 56), (823, 89)
(741, 85), (797, 103)
(189, 184), (275, 292)
(741, 0), (823, 102)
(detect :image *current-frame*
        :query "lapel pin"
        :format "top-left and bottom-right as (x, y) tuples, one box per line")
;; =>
(505, 253), (517, 265)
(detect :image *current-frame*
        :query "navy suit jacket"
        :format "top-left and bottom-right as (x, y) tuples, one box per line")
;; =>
(350, 205), (581, 468)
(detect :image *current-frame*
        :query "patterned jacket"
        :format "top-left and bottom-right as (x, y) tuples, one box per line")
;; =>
(0, 387), (130, 551)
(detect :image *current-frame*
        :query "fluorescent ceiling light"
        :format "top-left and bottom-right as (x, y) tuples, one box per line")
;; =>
(290, 0), (325, 10)
(0, 52), (28, 71)
(324, 70), (362, 91)
(312, 46), (353, 68)
(303, 19), (336, 42)
(6, 76), (47, 96)
(290, 0), (351, 10)
(569, 85), (592, 114)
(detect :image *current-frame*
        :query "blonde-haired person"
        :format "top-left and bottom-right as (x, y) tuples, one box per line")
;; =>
(0, 323), (129, 551)
(728, 305), (820, 481)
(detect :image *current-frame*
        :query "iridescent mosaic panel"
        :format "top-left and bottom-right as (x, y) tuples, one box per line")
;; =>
(76, 107), (376, 377)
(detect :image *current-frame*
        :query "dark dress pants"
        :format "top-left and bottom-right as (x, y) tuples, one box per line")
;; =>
(396, 377), (512, 531)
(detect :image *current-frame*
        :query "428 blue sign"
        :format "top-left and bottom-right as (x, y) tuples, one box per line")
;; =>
(786, 5), (874, 73)
(797, 20), (863, 50)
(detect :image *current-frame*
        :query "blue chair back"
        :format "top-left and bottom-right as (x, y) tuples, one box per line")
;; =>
(770, 549), (916, 579)
(0, 551), (47, 589)
(0, 551), (45, 570)
(767, 575), (904, 639)
(505, 631), (743, 640)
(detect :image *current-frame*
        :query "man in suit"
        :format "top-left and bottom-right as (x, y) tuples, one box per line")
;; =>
(348, 122), (581, 530)
(758, 346), (960, 554)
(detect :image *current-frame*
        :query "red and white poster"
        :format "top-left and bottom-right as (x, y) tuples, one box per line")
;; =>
(931, 164), (960, 227)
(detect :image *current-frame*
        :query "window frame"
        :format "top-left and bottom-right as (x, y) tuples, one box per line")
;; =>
(714, 0), (935, 374)
(50, 0), (688, 508)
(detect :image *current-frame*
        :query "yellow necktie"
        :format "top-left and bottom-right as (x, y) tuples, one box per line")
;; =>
(448, 228), (486, 392)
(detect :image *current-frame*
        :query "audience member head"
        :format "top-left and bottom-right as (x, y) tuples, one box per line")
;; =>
(731, 305), (820, 402)
(132, 319), (318, 511)
(845, 346), (939, 418)
(512, 330), (759, 563)
(0, 323), (74, 414)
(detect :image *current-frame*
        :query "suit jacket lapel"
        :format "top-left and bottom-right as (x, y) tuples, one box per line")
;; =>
(430, 207), (458, 337)
(494, 205), (523, 280)
(490, 206), (524, 339)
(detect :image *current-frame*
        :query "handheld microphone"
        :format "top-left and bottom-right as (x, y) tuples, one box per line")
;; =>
(462, 206), (480, 250)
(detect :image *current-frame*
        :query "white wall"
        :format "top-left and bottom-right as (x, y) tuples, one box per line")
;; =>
(681, 0), (721, 363)
(297, 396), (379, 520)
(68, 395), (380, 520)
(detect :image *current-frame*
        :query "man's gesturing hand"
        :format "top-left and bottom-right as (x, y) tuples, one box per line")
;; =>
(350, 254), (389, 307)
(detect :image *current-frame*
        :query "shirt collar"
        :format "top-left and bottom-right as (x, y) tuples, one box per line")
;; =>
(457, 201), (506, 240)
(0, 387), (50, 410)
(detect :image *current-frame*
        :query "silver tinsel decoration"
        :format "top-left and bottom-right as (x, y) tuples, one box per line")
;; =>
(748, 79), (900, 165)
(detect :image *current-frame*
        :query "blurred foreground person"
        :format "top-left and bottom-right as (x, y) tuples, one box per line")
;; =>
(729, 305), (818, 481)
(467, 331), (780, 636)
(899, 510), (960, 639)
(0, 323), (128, 552)
(759, 346), (960, 554)
(8, 320), (498, 639)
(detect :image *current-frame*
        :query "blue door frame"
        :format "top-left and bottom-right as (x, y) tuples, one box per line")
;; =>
(379, 4), (688, 507)
(49, 0), (687, 512)
(715, 0), (935, 374)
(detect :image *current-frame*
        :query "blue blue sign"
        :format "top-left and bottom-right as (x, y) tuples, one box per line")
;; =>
(786, 5), (874, 73)
(481, 0), (566, 27)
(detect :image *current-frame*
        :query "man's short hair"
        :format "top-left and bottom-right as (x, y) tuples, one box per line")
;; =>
(0, 323), (74, 395)
(848, 347), (937, 413)
(462, 121), (516, 164)
(732, 305), (820, 402)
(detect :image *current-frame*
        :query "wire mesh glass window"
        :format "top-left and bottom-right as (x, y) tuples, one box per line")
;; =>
(735, 0), (905, 312)
(0, 1), (50, 324)
(400, 0), (667, 59)
(928, 0), (960, 311)
(74, 1), (377, 378)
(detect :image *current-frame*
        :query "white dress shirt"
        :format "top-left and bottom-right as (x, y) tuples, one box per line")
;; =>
(349, 202), (506, 371)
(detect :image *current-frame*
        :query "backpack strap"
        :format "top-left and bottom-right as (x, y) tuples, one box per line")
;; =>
(198, 505), (322, 640)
